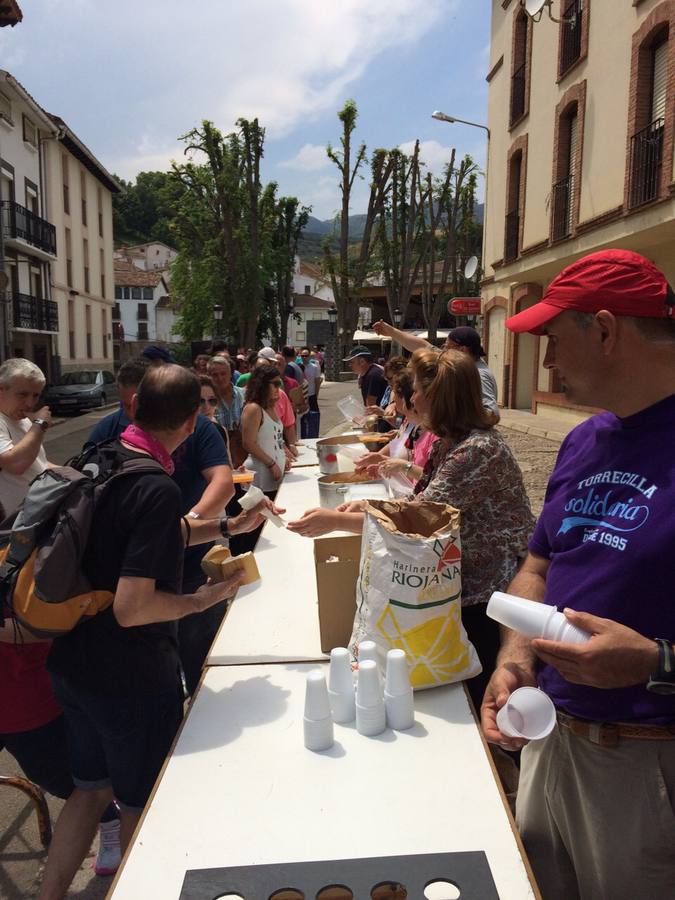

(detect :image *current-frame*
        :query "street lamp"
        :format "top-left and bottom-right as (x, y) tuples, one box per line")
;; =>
(327, 305), (338, 382)
(432, 110), (491, 289)
(213, 303), (224, 324)
(393, 307), (402, 328)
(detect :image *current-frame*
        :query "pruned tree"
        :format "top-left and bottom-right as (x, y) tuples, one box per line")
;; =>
(322, 100), (393, 359)
(419, 153), (480, 343)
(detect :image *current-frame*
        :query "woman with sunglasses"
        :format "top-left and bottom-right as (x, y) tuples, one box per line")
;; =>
(198, 376), (227, 440)
(241, 364), (290, 497)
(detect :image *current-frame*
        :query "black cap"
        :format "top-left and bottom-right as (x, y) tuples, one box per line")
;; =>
(446, 326), (485, 358)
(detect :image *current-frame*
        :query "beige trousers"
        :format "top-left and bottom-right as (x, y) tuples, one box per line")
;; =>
(517, 723), (675, 900)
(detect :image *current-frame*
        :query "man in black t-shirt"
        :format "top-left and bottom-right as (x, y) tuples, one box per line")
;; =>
(343, 345), (388, 407)
(39, 365), (278, 900)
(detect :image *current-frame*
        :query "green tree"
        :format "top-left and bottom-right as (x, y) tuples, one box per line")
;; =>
(112, 170), (181, 246)
(169, 119), (307, 347)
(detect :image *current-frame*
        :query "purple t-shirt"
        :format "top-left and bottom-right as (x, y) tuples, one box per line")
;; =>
(530, 392), (675, 724)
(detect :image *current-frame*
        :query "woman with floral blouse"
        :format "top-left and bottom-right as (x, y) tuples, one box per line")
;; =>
(288, 348), (535, 707)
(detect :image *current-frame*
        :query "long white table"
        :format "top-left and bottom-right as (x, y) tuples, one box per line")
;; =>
(290, 438), (319, 468)
(110, 663), (538, 900)
(208, 465), (332, 665)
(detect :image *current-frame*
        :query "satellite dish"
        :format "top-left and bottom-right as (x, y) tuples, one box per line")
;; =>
(524, 0), (548, 17)
(464, 256), (479, 280)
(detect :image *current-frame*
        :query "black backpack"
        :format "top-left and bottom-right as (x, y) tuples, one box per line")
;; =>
(0, 441), (165, 638)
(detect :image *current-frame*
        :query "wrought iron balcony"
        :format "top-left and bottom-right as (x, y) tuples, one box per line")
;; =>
(9, 292), (59, 333)
(629, 119), (664, 208)
(510, 63), (526, 125)
(551, 174), (574, 241)
(1, 200), (57, 257)
(559, 0), (583, 76)
(504, 210), (520, 262)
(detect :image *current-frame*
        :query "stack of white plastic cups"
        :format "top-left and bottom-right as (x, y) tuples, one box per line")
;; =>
(356, 660), (386, 736)
(303, 670), (334, 751)
(384, 649), (414, 731)
(487, 591), (591, 643)
(328, 647), (356, 724)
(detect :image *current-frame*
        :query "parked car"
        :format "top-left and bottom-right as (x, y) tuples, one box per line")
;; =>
(44, 370), (118, 414)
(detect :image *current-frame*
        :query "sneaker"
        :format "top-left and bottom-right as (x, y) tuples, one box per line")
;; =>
(94, 818), (121, 876)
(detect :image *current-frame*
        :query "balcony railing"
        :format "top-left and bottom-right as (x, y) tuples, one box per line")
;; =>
(510, 63), (526, 125)
(629, 119), (664, 208)
(9, 292), (59, 332)
(551, 174), (574, 241)
(559, 0), (583, 76)
(504, 210), (520, 262)
(1, 200), (57, 256)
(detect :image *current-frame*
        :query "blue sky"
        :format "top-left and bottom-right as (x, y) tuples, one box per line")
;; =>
(0, 0), (491, 219)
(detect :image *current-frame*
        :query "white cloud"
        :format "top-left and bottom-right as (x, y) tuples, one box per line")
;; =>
(3, 0), (461, 194)
(279, 143), (331, 172)
(398, 139), (455, 174)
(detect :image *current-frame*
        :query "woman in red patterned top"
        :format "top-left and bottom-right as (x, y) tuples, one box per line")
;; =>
(289, 349), (534, 706)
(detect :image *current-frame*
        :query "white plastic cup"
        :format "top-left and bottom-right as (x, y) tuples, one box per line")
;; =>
(328, 648), (356, 724)
(304, 670), (331, 720)
(384, 650), (414, 731)
(384, 649), (411, 696)
(303, 670), (334, 751)
(487, 591), (590, 645)
(303, 716), (334, 751)
(496, 687), (556, 741)
(358, 640), (378, 665)
(356, 660), (386, 736)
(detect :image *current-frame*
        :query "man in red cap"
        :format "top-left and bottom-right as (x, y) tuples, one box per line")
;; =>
(481, 249), (675, 899)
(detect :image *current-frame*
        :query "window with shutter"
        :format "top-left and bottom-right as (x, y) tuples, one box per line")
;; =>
(652, 39), (667, 123)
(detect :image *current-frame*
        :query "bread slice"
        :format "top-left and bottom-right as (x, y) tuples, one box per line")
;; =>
(200, 545), (260, 586)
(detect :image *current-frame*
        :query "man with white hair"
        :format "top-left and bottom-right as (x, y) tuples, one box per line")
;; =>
(0, 358), (52, 517)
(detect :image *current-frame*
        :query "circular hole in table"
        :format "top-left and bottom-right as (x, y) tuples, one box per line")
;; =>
(316, 886), (354, 900)
(423, 880), (461, 900)
(370, 882), (408, 900)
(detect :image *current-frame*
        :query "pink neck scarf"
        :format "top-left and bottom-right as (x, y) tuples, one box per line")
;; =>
(120, 423), (175, 475)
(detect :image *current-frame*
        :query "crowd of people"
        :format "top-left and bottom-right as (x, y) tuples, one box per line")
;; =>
(1, 248), (674, 900)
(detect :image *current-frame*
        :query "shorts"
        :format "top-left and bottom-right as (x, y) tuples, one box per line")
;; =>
(51, 674), (183, 813)
(0, 714), (74, 799)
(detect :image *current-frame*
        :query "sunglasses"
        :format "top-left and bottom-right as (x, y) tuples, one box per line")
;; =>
(200, 397), (218, 406)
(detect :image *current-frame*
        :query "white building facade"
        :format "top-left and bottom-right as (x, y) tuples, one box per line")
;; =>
(0, 71), (59, 377)
(44, 114), (120, 376)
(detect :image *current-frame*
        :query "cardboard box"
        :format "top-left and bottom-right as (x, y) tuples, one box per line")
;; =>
(313, 534), (362, 652)
(201, 546), (260, 586)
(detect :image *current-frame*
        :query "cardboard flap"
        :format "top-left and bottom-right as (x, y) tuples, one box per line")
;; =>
(364, 499), (460, 539)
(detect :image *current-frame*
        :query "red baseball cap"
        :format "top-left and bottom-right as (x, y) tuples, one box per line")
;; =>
(505, 249), (675, 334)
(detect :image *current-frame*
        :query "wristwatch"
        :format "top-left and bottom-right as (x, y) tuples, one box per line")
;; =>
(646, 639), (675, 694)
(218, 516), (229, 538)
(33, 418), (49, 431)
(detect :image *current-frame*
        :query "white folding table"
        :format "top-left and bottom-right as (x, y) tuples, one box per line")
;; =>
(109, 663), (538, 900)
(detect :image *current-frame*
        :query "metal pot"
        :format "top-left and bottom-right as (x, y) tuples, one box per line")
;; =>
(317, 472), (387, 509)
(315, 433), (390, 475)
